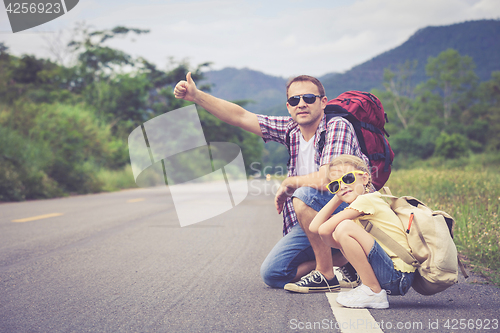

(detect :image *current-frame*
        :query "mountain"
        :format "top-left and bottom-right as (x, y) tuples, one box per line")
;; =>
(322, 19), (500, 97)
(201, 19), (500, 116)
(200, 67), (287, 114)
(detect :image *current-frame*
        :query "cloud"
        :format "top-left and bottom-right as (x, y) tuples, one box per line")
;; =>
(1, 0), (499, 77)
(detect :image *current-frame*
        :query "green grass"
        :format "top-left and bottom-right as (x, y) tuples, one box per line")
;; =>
(386, 164), (500, 285)
(96, 165), (138, 192)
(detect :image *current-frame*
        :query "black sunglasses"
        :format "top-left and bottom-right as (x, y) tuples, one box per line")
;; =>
(287, 94), (323, 107)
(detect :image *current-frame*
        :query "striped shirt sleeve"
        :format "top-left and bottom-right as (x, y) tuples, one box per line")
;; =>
(256, 114), (291, 145)
(320, 117), (369, 167)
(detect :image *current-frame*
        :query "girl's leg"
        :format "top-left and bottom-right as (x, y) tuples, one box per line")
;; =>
(333, 220), (381, 293)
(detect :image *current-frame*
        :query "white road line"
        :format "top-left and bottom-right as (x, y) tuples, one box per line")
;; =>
(326, 292), (384, 333)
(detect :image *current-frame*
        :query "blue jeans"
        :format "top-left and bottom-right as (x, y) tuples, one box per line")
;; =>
(260, 187), (349, 288)
(368, 240), (415, 295)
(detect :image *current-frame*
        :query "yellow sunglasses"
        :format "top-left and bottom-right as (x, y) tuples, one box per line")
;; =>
(326, 171), (365, 194)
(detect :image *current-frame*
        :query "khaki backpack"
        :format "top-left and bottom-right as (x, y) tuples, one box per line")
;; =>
(359, 187), (468, 295)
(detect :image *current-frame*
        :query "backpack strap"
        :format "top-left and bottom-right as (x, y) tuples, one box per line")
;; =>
(285, 130), (291, 167)
(316, 112), (335, 153)
(380, 186), (394, 196)
(457, 257), (469, 278)
(359, 219), (421, 268)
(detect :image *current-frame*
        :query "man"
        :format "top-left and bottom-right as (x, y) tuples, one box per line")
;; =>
(174, 73), (367, 293)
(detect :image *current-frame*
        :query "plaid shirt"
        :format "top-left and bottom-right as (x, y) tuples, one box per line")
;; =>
(257, 114), (369, 235)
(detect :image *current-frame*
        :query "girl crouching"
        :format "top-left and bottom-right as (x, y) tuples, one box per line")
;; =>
(309, 155), (415, 309)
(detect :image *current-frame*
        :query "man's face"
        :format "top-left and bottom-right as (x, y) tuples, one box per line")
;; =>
(286, 81), (327, 128)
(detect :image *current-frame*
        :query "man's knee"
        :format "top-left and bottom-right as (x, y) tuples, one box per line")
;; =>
(292, 187), (316, 220)
(292, 196), (310, 219)
(260, 261), (288, 289)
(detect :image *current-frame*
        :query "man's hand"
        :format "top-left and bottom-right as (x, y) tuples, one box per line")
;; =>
(274, 169), (330, 214)
(174, 72), (198, 102)
(274, 182), (296, 214)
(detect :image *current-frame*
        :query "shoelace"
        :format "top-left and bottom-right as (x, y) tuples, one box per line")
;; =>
(297, 270), (333, 292)
(338, 265), (358, 288)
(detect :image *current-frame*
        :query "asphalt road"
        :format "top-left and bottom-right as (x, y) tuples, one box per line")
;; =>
(1, 180), (499, 333)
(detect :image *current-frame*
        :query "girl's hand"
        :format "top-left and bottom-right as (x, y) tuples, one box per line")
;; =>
(309, 195), (342, 233)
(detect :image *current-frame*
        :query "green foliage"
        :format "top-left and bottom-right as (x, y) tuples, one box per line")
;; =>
(83, 73), (151, 129)
(0, 102), (126, 197)
(422, 49), (478, 125)
(376, 49), (500, 169)
(381, 60), (418, 130)
(475, 72), (500, 151)
(389, 126), (439, 164)
(0, 126), (61, 200)
(434, 132), (470, 159)
(67, 25), (149, 82)
(96, 165), (137, 192)
(0, 50), (78, 104)
(0, 25), (259, 200)
(261, 141), (289, 174)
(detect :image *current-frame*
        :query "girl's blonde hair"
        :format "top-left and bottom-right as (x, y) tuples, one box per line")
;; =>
(329, 155), (372, 190)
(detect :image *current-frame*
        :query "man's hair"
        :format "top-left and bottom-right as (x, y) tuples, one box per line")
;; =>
(286, 75), (325, 98)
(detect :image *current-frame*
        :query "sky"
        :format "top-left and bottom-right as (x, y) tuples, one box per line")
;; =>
(1, 0), (499, 78)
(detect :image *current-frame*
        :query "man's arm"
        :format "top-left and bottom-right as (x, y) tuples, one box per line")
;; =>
(174, 72), (263, 137)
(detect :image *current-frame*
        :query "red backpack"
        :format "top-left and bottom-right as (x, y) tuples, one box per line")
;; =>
(324, 91), (394, 190)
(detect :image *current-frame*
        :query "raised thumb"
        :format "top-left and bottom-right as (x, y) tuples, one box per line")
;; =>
(186, 72), (194, 84)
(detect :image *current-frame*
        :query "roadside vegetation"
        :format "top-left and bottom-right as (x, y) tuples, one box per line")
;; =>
(385, 155), (500, 286)
(374, 50), (500, 286)
(0, 25), (261, 201)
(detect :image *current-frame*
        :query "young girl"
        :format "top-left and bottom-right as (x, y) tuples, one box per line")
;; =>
(309, 155), (415, 309)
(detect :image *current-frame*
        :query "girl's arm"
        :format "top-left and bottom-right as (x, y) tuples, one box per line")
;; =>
(309, 195), (343, 234)
(317, 208), (363, 237)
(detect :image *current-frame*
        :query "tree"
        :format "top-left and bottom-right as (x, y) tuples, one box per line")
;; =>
(68, 25), (150, 82)
(476, 71), (500, 151)
(423, 49), (478, 126)
(382, 60), (418, 129)
(139, 57), (211, 116)
(64, 26), (214, 135)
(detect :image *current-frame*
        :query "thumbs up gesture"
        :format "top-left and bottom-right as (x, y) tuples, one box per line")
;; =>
(174, 72), (198, 102)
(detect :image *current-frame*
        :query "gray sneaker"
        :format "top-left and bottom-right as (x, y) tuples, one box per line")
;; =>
(284, 270), (340, 293)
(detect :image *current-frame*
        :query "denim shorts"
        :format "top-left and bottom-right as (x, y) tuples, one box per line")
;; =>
(260, 187), (349, 288)
(367, 240), (415, 296)
(291, 186), (349, 213)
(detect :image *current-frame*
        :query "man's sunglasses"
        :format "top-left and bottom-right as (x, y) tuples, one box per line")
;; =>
(287, 94), (323, 106)
(326, 171), (365, 194)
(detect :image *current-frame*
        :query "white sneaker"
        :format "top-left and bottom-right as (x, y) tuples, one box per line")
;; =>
(336, 284), (389, 309)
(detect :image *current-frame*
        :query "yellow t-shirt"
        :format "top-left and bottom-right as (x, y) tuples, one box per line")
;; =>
(348, 192), (416, 273)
